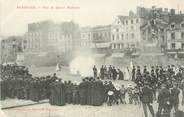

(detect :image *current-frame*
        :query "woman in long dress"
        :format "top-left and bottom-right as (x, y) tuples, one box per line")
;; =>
(124, 67), (131, 81)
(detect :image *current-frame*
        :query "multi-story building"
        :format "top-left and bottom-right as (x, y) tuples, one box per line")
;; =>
(1, 36), (23, 63)
(111, 14), (143, 55)
(23, 20), (80, 54)
(91, 25), (111, 54)
(166, 14), (184, 58)
(79, 27), (93, 50)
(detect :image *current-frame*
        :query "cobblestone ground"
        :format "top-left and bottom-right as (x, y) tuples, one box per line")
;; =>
(0, 66), (184, 117)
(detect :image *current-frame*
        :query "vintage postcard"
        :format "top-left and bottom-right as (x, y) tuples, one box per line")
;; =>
(0, 0), (184, 117)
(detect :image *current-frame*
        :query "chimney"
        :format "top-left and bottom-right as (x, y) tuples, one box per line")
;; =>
(170, 9), (175, 15)
(164, 8), (168, 13)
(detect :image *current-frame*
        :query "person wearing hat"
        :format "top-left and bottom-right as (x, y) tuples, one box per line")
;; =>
(132, 66), (136, 81)
(157, 83), (171, 117)
(120, 85), (127, 104)
(140, 82), (155, 117)
(170, 83), (180, 112)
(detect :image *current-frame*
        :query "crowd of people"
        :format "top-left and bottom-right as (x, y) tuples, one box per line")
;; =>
(94, 64), (184, 117)
(1, 64), (184, 117)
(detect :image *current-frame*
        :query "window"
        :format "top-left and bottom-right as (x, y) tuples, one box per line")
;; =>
(118, 44), (121, 49)
(131, 20), (134, 24)
(121, 43), (124, 48)
(136, 19), (139, 23)
(126, 33), (128, 39)
(182, 43), (184, 49)
(171, 32), (175, 40)
(112, 34), (115, 41)
(121, 34), (124, 40)
(116, 28), (119, 32)
(131, 26), (134, 30)
(113, 44), (116, 49)
(181, 23), (184, 28)
(171, 43), (175, 49)
(116, 34), (119, 40)
(181, 32), (184, 39)
(131, 33), (135, 39)
(171, 24), (175, 29)
(126, 20), (128, 25)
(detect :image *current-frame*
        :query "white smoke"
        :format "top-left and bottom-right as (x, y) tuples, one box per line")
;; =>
(69, 56), (95, 77)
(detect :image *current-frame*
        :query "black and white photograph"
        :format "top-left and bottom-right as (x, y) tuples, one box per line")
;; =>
(0, 0), (184, 117)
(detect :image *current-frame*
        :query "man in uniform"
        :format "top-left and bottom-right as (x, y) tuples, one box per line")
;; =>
(132, 66), (136, 81)
(157, 84), (171, 117)
(93, 65), (98, 78)
(170, 83), (180, 112)
(140, 82), (155, 117)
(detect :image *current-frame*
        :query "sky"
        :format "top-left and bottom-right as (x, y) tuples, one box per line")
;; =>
(0, 0), (184, 37)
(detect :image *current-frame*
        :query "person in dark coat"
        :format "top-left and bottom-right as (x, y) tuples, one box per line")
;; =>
(79, 79), (87, 105)
(65, 81), (72, 104)
(157, 84), (171, 117)
(49, 81), (57, 105)
(72, 82), (79, 104)
(93, 65), (98, 78)
(55, 79), (66, 106)
(112, 67), (117, 81)
(170, 84), (180, 112)
(92, 78), (104, 106)
(140, 82), (155, 117)
(118, 69), (124, 80)
(100, 66), (105, 80)
(86, 78), (92, 105)
(132, 66), (136, 81)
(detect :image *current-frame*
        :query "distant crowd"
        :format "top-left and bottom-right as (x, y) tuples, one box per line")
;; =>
(1, 64), (184, 117)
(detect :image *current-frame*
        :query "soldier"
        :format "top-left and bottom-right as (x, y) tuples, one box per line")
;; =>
(112, 66), (117, 81)
(100, 65), (105, 80)
(120, 85), (126, 104)
(108, 65), (113, 79)
(157, 84), (171, 117)
(140, 82), (155, 117)
(132, 66), (136, 81)
(143, 66), (147, 75)
(156, 66), (159, 79)
(93, 65), (98, 78)
(118, 69), (124, 80)
(170, 83), (180, 112)
(180, 79), (184, 105)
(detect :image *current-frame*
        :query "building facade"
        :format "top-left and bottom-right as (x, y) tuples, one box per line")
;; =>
(166, 14), (184, 58)
(91, 25), (111, 54)
(1, 36), (23, 63)
(111, 15), (142, 54)
(23, 20), (79, 54)
(79, 27), (93, 50)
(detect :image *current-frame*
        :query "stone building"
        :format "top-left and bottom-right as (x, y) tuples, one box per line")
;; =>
(1, 36), (23, 63)
(166, 14), (184, 58)
(111, 14), (143, 57)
